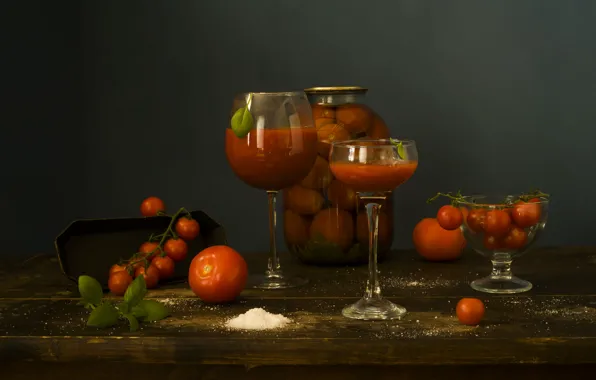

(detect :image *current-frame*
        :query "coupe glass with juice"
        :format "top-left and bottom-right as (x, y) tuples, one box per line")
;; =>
(329, 139), (418, 320)
(225, 91), (318, 289)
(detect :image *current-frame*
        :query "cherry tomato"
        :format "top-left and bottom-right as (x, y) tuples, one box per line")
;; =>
(134, 264), (160, 289)
(108, 271), (132, 296)
(483, 234), (504, 250)
(503, 226), (528, 249)
(140, 196), (165, 217)
(484, 209), (512, 237)
(175, 217), (201, 241)
(456, 298), (485, 326)
(466, 209), (486, 232)
(511, 198), (541, 228)
(152, 256), (175, 280)
(164, 238), (188, 262)
(412, 218), (466, 261)
(139, 241), (162, 260)
(188, 245), (248, 304)
(109, 264), (127, 275)
(436, 205), (463, 230)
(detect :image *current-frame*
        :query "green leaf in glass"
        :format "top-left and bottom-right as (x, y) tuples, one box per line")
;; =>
(230, 94), (254, 138)
(87, 303), (119, 328)
(78, 275), (103, 306)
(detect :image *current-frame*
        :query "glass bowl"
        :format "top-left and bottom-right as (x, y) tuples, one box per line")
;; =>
(455, 194), (549, 294)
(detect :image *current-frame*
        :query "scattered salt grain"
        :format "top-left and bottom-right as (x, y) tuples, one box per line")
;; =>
(225, 308), (292, 330)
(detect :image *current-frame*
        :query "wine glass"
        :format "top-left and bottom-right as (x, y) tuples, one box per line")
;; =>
(454, 194), (549, 294)
(329, 139), (418, 320)
(225, 91), (318, 289)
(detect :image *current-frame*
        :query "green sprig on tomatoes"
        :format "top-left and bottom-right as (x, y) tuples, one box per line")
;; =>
(79, 275), (170, 332)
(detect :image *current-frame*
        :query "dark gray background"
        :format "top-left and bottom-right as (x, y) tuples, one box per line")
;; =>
(4, 0), (595, 257)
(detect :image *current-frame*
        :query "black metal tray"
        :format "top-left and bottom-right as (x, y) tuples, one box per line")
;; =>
(55, 210), (227, 289)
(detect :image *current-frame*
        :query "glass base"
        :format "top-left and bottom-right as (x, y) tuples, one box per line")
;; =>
(249, 274), (308, 290)
(471, 275), (533, 294)
(342, 297), (407, 321)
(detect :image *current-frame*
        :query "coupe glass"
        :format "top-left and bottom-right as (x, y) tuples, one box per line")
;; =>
(455, 195), (549, 294)
(225, 91), (318, 289)
(329, 139), (418, 320)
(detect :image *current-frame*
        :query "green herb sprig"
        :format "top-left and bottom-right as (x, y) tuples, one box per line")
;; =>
(389, 138), (405, 159)
(78, 275), (170, 332)
(230, 93), (254, 138)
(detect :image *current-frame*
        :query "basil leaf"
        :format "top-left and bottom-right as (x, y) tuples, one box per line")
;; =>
(390, 138), (405, 159)
(137, 300), (170, 322)
(131, 305), (148, 320)
(78, 275), (103, 306)
(124, 275), (147, 307)
(87, 303), (119, 328)
(125, 314), (139, 332)
(230, 106), (254, 138)
(117, 301), (130, 314)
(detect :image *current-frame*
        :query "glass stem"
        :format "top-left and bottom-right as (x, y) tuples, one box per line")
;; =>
(491, 256), (513, 278)
(364, 201), (382, 300)
(266, 190), (282, 278)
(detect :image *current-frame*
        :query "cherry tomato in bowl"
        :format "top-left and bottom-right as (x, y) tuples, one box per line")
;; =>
(188, 245), (248, 304)
(436, 205), (463, 230)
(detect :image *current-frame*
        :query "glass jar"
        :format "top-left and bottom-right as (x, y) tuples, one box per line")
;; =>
(282, 86), (395, 266)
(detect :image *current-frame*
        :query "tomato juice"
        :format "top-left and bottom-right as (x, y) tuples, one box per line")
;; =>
(226, 127), (318, 190)
(329, 161), (418, 193)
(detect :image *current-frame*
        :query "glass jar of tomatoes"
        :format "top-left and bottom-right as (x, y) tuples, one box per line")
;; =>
(282, 86), (395, 266)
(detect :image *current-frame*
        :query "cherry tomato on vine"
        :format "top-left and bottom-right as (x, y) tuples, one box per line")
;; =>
(483, 234), (503, 250)
(456, 298), (485, 326)
(164, 238), (188, 262)
(484, 209), (511, 237)
(436, 205), (463, 230)
(175, 217), (201, 241)
(503, 226), (528, 249)
(139, 241), (162, 260)
(134, 264), (160, 289)
(140, 196), (165, 217)
(108, 271), (132, 296)
(188, 245), (248, 304)
(466, 209), (486, 233)
(511, 198), (541, 228)
(152, 256), (175, 280)
(109, 264), (127, 275)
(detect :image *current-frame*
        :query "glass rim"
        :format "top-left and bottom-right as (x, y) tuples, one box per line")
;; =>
(454, 194), (550, 206)
(331, 138), (416, 148)
(235, 91), (305, 97)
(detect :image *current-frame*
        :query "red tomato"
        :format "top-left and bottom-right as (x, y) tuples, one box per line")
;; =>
(188, 245), (248, 303)
(484, 209), (512, 237)
(109, 264), (127, 275)
(139, 241), (162, 260)
(483, 234), (504, 250)
(134, 265), (160, 289)
(152, 256), (175, 280)
(175, 217), (201, 241)
(436, 205), (463, 230)
(511, 198), (541, 228)
(164, 238), (188, 262)
(108, 271), (132, 296)
(466, 209), (486, 233)
(456, 298), (485, 326)
(503, 227), (528, 249)
(412, 218), (466, 261)
(140, 196), (166, 217)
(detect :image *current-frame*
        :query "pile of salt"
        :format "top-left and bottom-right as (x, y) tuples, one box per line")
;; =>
(225, 308), (292, 330)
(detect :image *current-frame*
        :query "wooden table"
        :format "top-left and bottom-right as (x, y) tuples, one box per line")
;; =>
(1, 247), (596, 379)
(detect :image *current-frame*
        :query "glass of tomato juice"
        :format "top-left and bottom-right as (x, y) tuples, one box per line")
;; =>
(225, 91), (318, 289)
(329, 139), (418, 320)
